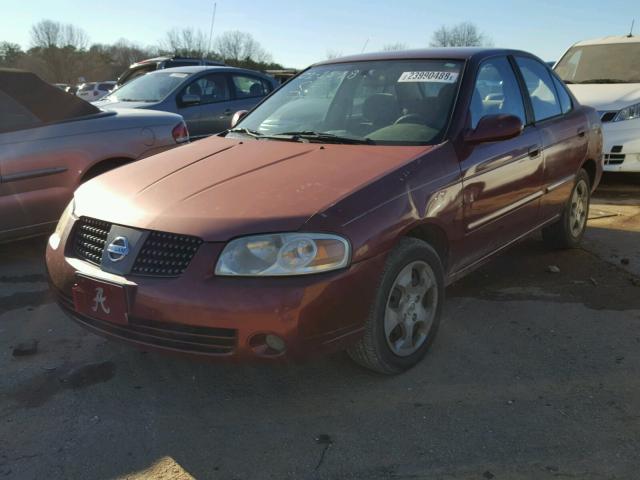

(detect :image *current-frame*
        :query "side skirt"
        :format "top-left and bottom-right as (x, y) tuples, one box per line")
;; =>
(445, 214), (561, 286)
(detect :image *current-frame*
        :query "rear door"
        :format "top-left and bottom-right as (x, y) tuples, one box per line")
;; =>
(177, 73), (232, 138)
(514, 56), (589, 221)
(459, 56), (544, 267)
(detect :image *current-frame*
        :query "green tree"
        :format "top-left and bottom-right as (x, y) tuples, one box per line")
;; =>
(0, 42), (24, 67)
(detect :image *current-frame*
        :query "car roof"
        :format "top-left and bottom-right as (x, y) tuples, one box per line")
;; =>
(573, 35), (640, 46)
(150, 65), (271, 77)
(313, 48), (535, 66)
(132, 56), (224, 65)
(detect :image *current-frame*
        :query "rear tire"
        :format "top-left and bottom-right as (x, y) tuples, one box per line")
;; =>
(542, 169), (591, 249)
(347, 238), (444, 375)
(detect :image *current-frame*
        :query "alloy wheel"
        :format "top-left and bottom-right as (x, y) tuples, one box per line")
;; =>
(384, 260), (438, 357)
(569, 179), (589, 237)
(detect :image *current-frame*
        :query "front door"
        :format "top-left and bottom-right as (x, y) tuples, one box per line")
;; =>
(458, 56), (544, 268)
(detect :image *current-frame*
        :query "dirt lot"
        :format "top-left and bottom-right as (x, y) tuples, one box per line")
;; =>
(1, 174), (639, 480)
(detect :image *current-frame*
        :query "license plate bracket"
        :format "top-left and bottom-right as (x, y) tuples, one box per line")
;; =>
(72, 275), (129, 326)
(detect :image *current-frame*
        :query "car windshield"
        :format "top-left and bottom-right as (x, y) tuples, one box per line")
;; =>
(234, 59), (463, 145)
(106, 71), (191, 102)
(555, 42), (640, 84)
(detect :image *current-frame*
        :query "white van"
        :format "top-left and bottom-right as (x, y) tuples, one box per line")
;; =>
(555, 36), (640, 172)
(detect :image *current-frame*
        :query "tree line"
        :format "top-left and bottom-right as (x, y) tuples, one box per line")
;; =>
(328, 22), (491, 59)
(0, 20), (491, 84)
(0, 20), (285, 84)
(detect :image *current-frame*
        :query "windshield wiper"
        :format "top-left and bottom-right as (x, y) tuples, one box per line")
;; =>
(271, 131), (376, 145)
(577, 79), (629, 84)
(227, 127), (264, 138)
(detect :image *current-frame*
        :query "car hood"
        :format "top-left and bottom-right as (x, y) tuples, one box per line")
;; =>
(567, 83), (640, 111)
(74, 136), (432, 241)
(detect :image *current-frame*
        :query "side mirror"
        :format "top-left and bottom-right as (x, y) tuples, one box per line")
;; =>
(464, 114), (523, 144)
(231, 110), (249, 128)
(181, 93), (201, 106)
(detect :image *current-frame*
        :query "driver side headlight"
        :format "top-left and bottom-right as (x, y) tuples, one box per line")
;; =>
(49, 199), (75, 250)
(215, 233), (351, 276)
(613, 102), (640, 122)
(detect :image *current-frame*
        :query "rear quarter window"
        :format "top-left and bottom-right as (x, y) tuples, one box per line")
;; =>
(551, 75), (572, 114)
(0, 91), (41, 133)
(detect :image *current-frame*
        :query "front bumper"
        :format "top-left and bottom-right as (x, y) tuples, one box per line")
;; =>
(602, 118), (640, 172)
(46, 219), (386, 362)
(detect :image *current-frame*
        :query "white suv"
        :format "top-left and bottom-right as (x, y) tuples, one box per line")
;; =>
(555, 36), (640, 172)
(76, 81), (116, 102)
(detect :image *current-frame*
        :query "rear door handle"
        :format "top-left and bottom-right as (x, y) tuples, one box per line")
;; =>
(577, 127), (586, 138)
(528, 145), (540, 158)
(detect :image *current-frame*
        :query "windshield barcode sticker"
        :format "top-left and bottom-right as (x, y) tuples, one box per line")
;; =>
(398, 71), (459, 83)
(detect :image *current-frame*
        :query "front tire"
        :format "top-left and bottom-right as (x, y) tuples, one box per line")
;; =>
(542, 169), (591, 249)
(347, 238), (444, 374)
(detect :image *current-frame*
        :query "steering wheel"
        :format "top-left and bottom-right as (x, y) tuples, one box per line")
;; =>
(394, 113), (428, 125)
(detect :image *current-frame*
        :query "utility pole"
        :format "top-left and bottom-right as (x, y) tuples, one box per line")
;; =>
(361, 38), (370, 53)
(208, 2), (217, 57)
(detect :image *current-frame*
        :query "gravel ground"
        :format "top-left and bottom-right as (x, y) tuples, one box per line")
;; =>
(1, 174), (639, 480)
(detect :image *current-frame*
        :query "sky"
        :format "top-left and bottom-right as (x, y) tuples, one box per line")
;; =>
(1, 0), (638, 68)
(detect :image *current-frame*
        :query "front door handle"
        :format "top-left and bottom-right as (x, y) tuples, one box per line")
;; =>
(528, 145), (541, 158)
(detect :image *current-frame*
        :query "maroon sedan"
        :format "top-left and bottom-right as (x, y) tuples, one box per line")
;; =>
(46, 49), (602, 374)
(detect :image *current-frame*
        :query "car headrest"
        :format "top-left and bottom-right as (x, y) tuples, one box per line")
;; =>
(249, 83), (263, 96)
(362, 93), (399, 125)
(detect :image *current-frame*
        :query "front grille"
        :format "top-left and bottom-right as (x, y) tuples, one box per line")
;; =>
(73, 217), (111, 265)
(71, 217), (201, 277)
(132, 231), (202, 277)
(604, 153), (625, 165)
(55, 289), (236, 355)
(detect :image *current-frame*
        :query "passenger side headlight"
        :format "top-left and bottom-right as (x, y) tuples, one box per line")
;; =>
(49, 199), (75, 250)
(614, 102), (640, 122)
(215, 233), (351, 276)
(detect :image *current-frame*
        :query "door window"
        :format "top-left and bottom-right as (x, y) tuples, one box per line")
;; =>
(184, 74), (230, 104)
(232, 75), (270, 98)
(470, 57), (526, 129)
(516, 57), (562, 121)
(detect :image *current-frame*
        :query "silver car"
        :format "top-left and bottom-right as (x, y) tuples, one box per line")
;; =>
(95, 66), (277, 139)
(0, 68), (189, 242)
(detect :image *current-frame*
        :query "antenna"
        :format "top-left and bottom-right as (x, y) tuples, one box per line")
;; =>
(208, 2), (217, 56)
(629, 19), (635, 37)
(361, 38), (370, 53)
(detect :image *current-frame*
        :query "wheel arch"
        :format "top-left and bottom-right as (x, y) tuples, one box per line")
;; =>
(580, 158), (597, 189)
(80, 157), (134, 184)
(403, 222), (450, 272)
